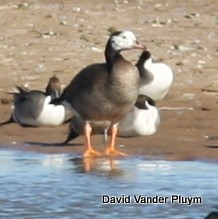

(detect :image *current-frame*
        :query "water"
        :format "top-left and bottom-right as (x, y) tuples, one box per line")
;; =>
(0, 150), (217, 219)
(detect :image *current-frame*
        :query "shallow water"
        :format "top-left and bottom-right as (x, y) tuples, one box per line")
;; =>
(0, 150), (217, 219)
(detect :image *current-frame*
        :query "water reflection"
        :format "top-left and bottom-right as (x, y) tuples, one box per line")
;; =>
(0, 149), (218, 219)
(70, 157), (126, 177)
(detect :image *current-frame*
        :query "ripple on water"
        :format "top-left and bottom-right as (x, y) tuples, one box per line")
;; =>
(0, 149), (217, 219)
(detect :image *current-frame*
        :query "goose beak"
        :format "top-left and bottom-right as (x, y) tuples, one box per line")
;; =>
(134, 41), (147, 50)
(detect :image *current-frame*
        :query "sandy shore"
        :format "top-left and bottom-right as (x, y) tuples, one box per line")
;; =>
(0, 0), (218, 160)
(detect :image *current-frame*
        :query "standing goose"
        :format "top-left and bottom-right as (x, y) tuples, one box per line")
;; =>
(136, 50), (173, 101)
(0, 76), (73, 127)
(51, 30), (145, 157)
(59, 94), (160, 145)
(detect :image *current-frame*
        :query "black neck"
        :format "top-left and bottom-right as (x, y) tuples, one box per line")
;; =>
(105, 40), (122, 71)
(136, 50), (151, 77)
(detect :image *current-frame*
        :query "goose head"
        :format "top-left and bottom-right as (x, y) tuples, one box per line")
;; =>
(109, 30), (145, 52)
(105, 30), (145, 69)
(135, 94), (155, 110)
(45, 76), (62, 99)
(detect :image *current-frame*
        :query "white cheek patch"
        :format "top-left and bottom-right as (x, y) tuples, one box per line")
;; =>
(111, 37), (124, 51)
(111, 31), (137, 51)
(122, 31), (136, 40)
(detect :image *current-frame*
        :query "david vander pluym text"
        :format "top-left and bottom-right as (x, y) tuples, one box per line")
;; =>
(102, 194), (203, 206)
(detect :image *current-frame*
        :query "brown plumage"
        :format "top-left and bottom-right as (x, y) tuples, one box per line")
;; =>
(45, 76), (62, 99)
(52, 30), (145, 157)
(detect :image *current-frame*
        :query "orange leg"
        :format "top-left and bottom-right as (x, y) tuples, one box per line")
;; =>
(83, 122), (102, 158)
(105, 124), (127, 156)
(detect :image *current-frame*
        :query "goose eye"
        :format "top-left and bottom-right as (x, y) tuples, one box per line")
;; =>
(122, 35), (127, 39)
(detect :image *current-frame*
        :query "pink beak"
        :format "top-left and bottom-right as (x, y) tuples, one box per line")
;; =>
(133, 41), (147, 50)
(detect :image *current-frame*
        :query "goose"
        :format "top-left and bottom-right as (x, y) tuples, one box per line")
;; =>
(0, 76), (73, 127)
(59, 95), (160, 145)
(51, 30), (145, 157)
(136, 50), (173, 101)
(117, 94), (160, 137)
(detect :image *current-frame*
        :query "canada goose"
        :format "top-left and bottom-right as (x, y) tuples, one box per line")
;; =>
(0, 76), (73, 127)
(137, 50), (173, 101)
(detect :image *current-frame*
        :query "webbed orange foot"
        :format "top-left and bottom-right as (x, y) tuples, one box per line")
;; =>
(105, 147), (128, 157)
(83, 148), (103, 158)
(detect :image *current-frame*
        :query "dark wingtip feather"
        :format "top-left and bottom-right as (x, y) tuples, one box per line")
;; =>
(57, 130), (80, 145)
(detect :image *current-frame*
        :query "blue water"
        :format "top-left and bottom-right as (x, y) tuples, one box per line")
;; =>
(0, 149), (217, 219)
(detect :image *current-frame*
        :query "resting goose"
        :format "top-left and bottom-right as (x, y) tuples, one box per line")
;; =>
(136, 50), (173, 101)
(117, 94), (160, 137)
(51, 30), (145, 157)
(59, 95), (160, 145)
(0, 76), (73, 127)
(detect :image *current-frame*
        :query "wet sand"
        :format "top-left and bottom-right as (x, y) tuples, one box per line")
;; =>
(0, 0), (218, 160)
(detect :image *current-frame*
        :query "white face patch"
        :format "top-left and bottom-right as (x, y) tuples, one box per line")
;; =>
(110, 31), (137, 51)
